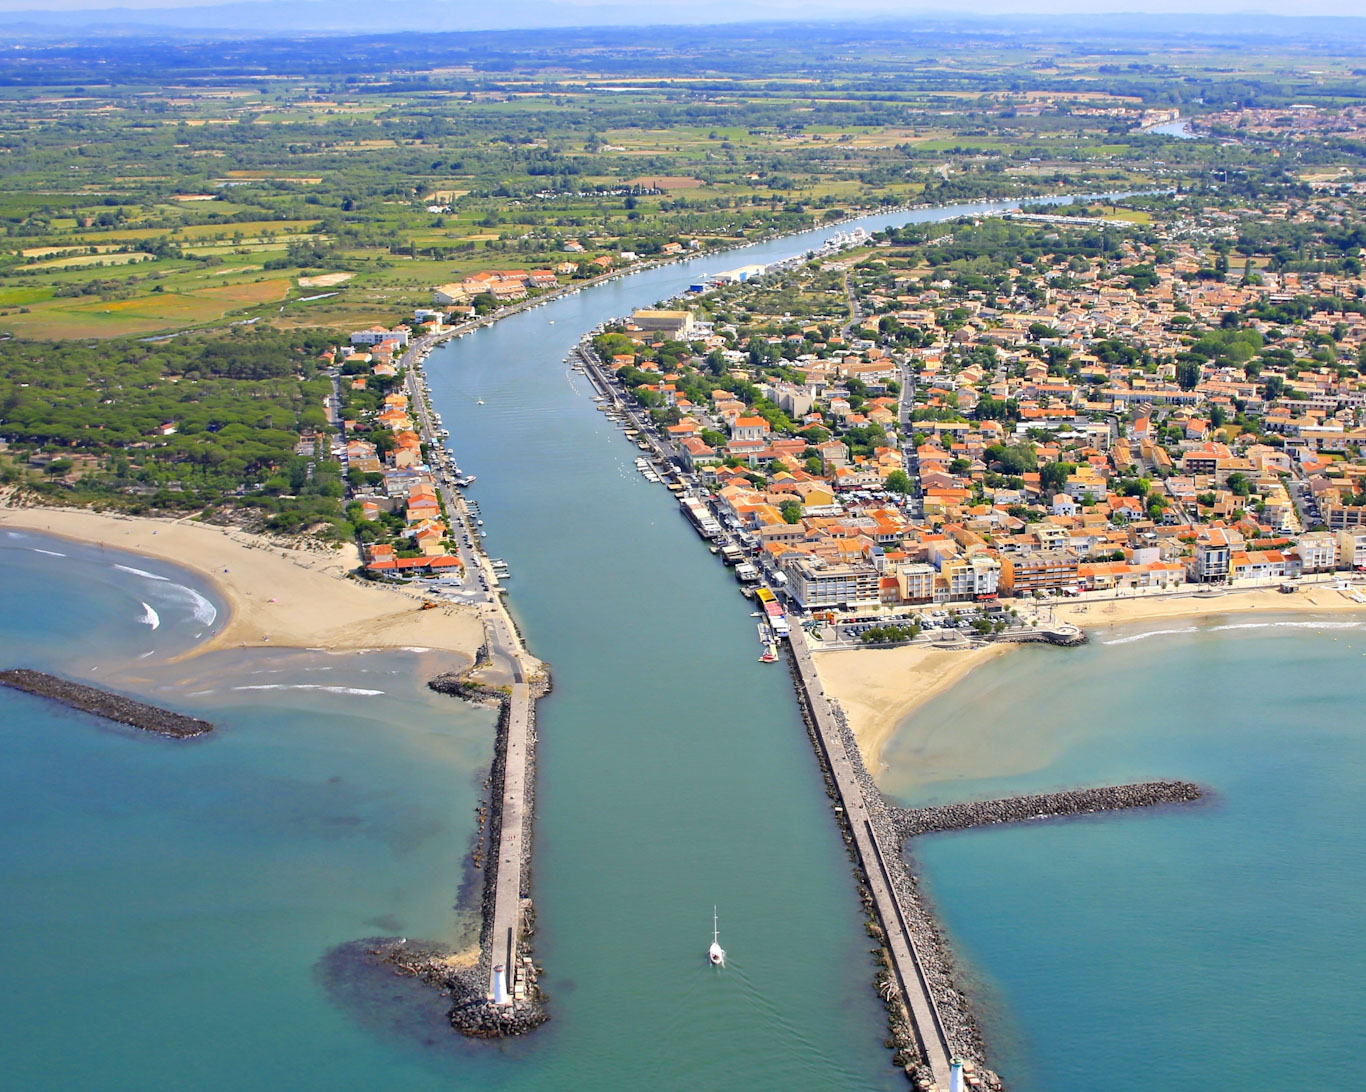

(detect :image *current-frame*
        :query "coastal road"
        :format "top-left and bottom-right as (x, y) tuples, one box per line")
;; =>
(787, 628), (954, 1088)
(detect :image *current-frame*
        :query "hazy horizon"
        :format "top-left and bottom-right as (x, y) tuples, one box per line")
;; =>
(2, 0), (1365, 21)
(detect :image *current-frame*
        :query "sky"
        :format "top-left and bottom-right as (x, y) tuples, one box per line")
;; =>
(0, 0), (1362, 14)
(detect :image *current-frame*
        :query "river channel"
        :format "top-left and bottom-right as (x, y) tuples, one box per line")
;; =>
(418, 196), (1093, 1089)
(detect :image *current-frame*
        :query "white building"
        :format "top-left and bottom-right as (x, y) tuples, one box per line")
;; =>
(781, 556), (881, 610)
(1296, 531), (1338, 573)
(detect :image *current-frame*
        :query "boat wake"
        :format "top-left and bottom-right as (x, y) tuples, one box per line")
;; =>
(675, 953), (853, 1079)
(138, 601), (161, 630)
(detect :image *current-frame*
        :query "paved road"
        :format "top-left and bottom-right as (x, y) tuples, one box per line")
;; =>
(841, 270), (863, 339)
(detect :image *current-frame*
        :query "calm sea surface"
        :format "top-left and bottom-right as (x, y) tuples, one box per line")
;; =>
(881, 617), (1366, 1090)
(0, 194), (1278, 1091)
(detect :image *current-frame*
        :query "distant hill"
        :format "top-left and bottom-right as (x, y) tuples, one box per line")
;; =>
(1, 2), (1365, 41)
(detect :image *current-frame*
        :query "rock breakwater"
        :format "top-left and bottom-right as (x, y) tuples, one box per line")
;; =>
(894, 781), (1204, 841)
(0, 668), (213, 738)
(794, 652), (1202, 1089)
(820, 695), (1001, 1090)
(785, 637), (986, 1090)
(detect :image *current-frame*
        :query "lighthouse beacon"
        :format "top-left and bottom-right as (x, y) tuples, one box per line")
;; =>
(492, 963), (511, 1006)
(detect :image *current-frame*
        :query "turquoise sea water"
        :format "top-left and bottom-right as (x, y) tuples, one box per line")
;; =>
(882, 617), (1366, 1090)
(0, 532), (505, 1090)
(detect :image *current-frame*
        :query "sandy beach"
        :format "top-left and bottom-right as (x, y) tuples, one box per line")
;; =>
(814, 643), (1009, 773)
(0, 503), (485, 663)
(1051, 581), (1366, 629)
(815, 581), (1366, 777)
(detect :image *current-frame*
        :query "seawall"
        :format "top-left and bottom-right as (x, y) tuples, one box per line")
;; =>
(0, 668), (213, 739)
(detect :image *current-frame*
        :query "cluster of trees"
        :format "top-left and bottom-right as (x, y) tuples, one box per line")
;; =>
(985, 442), (1038, 475)
(860, 622), (922, 644)
(0, 328), (353, 535)
(877, 217), (1145, 274)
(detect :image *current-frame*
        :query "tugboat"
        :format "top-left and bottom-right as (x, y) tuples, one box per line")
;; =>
(708, 907), (725, 968)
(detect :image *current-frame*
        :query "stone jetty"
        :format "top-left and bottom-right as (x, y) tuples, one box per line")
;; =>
(397, 333), (549, 1040)
(784, 629), (965, 1090)
(424, 664), (550, 1036)
(0, 668), (213, 739)
(880, 779), (1204, 1084)
(894, 781), (1204, 841)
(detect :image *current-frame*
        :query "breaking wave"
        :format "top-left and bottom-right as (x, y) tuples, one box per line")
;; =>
(160, 582), (219, 626)
(1104, 626), (1199, 646)
(232, 684), (385, 696)
(1208, 619), (1362, 633)
(1105, 618), (1363, 646)
(113, 563), (169, 581)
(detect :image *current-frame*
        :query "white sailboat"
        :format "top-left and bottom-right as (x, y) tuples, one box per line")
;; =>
(708, 906), (725, 968)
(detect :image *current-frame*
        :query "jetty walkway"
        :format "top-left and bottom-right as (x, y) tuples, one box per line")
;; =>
(786, 629), (954, 1088)
(488, 680), (533, 1000)
(400, 339), (542, 1016)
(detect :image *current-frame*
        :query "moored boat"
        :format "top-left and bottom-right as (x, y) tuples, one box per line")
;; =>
(757, 621), (779, 662)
